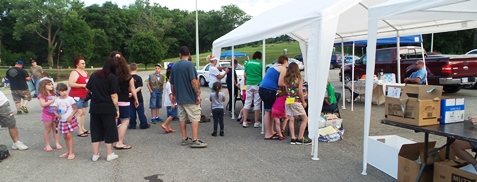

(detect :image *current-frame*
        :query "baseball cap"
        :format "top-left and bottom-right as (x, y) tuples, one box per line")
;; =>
(31, 60), (36, 63)
(154, 63), (162, 68)
(167, 62), (174, 69)
(16, 60), (24, 65)
(209, 57), (218, 62)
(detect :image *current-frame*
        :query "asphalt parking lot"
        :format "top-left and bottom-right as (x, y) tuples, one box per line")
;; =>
(1, 69), (476, 181)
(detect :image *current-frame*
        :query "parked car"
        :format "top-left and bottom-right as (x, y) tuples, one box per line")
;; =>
(197, 62), (244, 87)
(265, 58), (304, 72)
(465, 49), (477, 55)
(344, 55), (361, 64)
(339, 46), (477, 93)
(294, 53), (342, 69)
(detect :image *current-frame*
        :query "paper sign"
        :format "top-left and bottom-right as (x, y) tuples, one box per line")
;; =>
(456, 98), (465, 105)
(286, 97), (295, 105)
(387, 87), (401, 98)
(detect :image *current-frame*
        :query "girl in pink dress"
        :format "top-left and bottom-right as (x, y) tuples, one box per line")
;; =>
(38, 79), (62, 152)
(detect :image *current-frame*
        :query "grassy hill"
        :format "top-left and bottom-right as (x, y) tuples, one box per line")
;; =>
(162, 41), (302, 67)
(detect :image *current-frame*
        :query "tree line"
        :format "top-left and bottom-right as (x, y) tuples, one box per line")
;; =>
(0, 0), (475, 69)
(0, 0), (251, 68)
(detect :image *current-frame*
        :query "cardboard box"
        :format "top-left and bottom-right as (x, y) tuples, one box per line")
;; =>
(434, 160), (477, 182)
(368, 135), (416, 179)
(440, 98), (465, 124)
(398, 142), (437, 182)
(385, 84), (442, 126)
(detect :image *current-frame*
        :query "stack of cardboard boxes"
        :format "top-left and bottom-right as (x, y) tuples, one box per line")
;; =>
(383, 84), (475, 181)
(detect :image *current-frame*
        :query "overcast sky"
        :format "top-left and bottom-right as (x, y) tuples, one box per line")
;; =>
(81, 0), (293, 17)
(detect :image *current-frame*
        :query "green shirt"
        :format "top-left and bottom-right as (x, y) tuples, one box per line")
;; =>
(244, 59), (263, 85)
(326, 82), (336, 104)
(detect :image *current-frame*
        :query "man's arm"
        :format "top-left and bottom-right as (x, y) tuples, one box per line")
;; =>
(191, 78), (201, 97)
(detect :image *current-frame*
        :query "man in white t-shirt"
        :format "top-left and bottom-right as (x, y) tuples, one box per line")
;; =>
(208, 56), (228, 116)
(0, 91), (29, 150)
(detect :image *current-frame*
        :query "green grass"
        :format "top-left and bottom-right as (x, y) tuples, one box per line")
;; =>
(162, 41), (302, 68)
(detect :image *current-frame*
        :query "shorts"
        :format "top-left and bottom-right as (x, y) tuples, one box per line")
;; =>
(119, 105), (130, 121)
(42, 114), (56, 122)
(285, 102), (307, 116)
(73, 98), (89, 109)
(166, 106), (178, 118)
(0, 102), (16, 129)
(90, 113), (119, 143)
(178, 104), (201, 122)
(259, 88), (277, 112)
(12, 89), (32, 104)
(244, 85), (261, 110)
(150, 90), (163, 109)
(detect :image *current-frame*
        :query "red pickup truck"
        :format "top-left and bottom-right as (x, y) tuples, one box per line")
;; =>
(339, 46), (477, 93)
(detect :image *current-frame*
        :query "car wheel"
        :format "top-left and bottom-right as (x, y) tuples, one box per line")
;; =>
(443, 85), (462, 93)
(199, 76), (207, 87)
(329, 64), (334, 70)
(343, 73), (352, 83)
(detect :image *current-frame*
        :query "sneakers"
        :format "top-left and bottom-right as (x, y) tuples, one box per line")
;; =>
(20, 106), (28, 113)
(210, 113), (213, 117)
(219, 131), (224, 136)
(190, 139), (208, 148)
(106, 153), (119, 161)
(181, 137), (193, 146)
(17, 111), (22, 115)
(290, 138), (297, 145)
(12, 141), (28, 150)
(151, 118), (157, 124)
(92, 154), (100, 162)
(156, 117), (163, 122)
(254, 122), (262, 128)
(242, 122), (249, 128)
(295, 138), (312, 145)
(211, 131), (217, 137)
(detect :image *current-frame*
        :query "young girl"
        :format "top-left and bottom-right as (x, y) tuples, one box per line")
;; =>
(38, 79), (62, 152)
(237, 77), (250, 123)
(284, 62), (311, 145)
(210, 82), (226, 136)
(161, 65), (177, 133)
(53, 83), (78, 160)
(271, 86), (288, 140)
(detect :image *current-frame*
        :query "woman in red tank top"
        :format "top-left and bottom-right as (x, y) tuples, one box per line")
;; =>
(68, 56), (90, 137)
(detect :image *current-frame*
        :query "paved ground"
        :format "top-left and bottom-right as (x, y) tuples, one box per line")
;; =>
(1, 69), (476, 181)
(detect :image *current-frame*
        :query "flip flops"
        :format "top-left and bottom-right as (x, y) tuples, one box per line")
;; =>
(160, 125), (170, 133)
(43, 147), (53, 152)
(114, 145), (132, 150)
(264, 134), (279, 140)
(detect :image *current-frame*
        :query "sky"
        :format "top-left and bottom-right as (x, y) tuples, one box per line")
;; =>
(81, 0), (293, 17)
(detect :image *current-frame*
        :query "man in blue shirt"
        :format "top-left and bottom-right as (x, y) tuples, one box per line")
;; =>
(404, 60), (427, 84)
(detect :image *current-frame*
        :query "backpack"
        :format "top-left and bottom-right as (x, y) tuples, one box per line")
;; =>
(0, 144), (10, 162)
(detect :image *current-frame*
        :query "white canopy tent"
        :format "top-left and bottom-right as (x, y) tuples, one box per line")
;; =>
(363, 0), (477, 175)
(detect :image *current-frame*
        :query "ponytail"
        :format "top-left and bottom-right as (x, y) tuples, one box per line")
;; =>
(212, 82), (221, 99)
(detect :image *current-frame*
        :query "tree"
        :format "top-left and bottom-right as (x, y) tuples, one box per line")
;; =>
(89, 29), (111, 66)
(59, 12), (94, 66)
(10, 0), (73, 67)
(128, 32), (162, 70)
(0, 0), (13, 65)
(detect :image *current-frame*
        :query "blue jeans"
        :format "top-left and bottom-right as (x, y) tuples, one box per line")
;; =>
(130, 102), (148, 128)
(34, 79), (40, 96)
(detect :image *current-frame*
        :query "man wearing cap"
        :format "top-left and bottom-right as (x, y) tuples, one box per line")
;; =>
(30, 59), (43, 98)
(147, 63), (164, 124)
(6, 61), (32, 114)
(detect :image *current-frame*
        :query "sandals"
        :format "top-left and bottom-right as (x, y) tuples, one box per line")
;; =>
(160, 125), (170, 133)
(114, 145), (132, 150)
(264, 134), (280, 140)
(77, 132), (88, 137)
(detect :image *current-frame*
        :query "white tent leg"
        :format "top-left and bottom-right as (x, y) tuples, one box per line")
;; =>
(351, 42), (355, 111)
(397, 32), (401, 83)
(232, 46), (235, 119)
(341, 40), (346, 110)
(420, 42), (428, 85)
(261, 39), (266, 135)
(362, 18), (379, 176)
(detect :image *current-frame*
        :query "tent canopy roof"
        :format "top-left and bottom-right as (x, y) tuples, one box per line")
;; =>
(334, 34), (422, 46)
(220, 50), (248, 58)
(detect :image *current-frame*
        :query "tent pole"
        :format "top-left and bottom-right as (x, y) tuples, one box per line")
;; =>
(430, 33), (434, 52)
(351, 42), (355, 111)
(232, 46), (235, 119)
(341, 39), (346, 110)
(261, 39), (266, 135)
(397, 32), (401, 83)
(420, 42), (428, 85)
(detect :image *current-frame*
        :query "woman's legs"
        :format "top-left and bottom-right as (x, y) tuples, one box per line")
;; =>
(264, 111), (273, 138)
(77, 108), (87, 134)
(116, 119), (129, 147)
(43, 121), (52, 150)
(297, 114), (308, 139)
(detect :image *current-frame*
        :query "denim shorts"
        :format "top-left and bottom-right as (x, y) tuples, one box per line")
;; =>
(166, 106), (178, 118)
(73, 98), (89, 109)
(150, 90), (163, 109)
(118, 106), (130, 121)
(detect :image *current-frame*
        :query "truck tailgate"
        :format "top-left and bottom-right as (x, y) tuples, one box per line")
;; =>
(448, 56), (477, 78)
